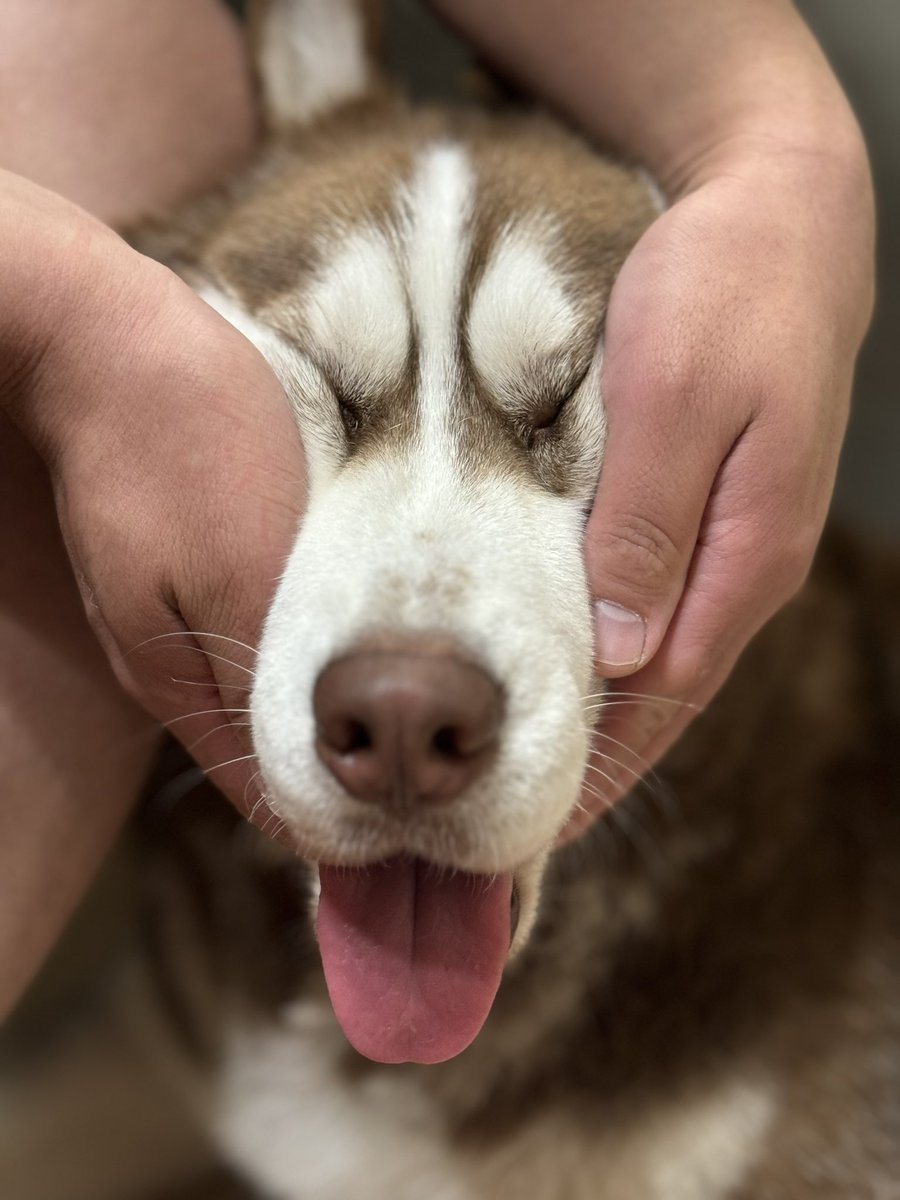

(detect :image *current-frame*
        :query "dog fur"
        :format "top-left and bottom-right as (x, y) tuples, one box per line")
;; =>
(9, 1), (898, 1197)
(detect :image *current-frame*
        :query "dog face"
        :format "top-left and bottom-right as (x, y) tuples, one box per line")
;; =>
(146, 0), (658, 1063)
(186, 112), (654, 884)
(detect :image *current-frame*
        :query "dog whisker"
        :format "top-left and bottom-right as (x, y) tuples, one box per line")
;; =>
(170, 677), (254, 693)
(157, 646), (258, 675)
(187, 721), (252, 752)
(164, 707), (252, 727)
(127, 630), (259, 657)
(589, 728), (658, 772)
(585, 753), (649, 792)
(584, 698), (698, 715)
(204, 752), (258, 775)
(583, 691), (701, 711)
(243, 768), (263, 808)
(133, 642), (257, 677)
(248, 792), (271, 825)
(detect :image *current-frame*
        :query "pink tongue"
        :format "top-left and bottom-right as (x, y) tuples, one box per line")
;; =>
(317, 859), (512, 1064)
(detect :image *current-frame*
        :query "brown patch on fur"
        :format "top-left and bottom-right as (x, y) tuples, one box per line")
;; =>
(136, 102), (653, 501)
(149, 1169), (253, 1200)
(139, 765), (320, 1060)
(326, 335), (420, 463)
(431, 534), (900, 1188)
(140, 533), (900, 1194)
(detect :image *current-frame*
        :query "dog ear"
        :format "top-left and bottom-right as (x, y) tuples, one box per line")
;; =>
(248, 0), (383, 128)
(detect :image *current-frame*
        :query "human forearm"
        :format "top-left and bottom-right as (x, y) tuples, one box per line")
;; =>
(0, 0), (255, 225)
(0, 170), (302, 1018)
(430, 0), (866, 195)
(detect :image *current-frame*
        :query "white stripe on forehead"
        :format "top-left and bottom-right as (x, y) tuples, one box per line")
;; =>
(468, 226), (580, 404)
(397, 143), (475, 446)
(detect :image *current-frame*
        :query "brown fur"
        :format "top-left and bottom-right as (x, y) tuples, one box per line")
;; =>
(119, 7), (900, 1193)
(139, 531), (900, 1195)
(136, 100), (654, 504)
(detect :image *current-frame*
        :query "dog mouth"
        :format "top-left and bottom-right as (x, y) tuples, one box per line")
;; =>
(316, 856), (518, 1065)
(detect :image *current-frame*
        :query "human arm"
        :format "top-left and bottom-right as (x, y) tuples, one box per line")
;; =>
(430, 0), (875, 826)
(0, 0), (302, 1017)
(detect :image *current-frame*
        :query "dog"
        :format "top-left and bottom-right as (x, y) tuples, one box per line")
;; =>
(21, 1), (899, 1196)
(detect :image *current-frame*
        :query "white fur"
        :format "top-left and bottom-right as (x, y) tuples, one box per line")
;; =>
(467, 224), (581, 406)
(245, 140), (594, 885)
(212, 1003), (468, 1200)
(398, 143), (473, 450)
(259, 0), (370, 123)
(211, 1002), (776, 1200)
(304, 226), (411, 393)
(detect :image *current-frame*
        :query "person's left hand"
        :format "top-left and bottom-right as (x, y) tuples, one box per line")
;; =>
(562, 137), (874, 839)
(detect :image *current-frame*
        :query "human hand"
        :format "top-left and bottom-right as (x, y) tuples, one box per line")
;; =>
(562, 137), (874, 838)
(1, 171), (305, 820)
(429, 1), (875, 834)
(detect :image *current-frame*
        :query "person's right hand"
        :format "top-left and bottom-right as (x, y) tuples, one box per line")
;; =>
(2, 170), (306, 817)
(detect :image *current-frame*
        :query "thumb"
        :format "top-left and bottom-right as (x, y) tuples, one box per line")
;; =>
(585, 372), (728, 678)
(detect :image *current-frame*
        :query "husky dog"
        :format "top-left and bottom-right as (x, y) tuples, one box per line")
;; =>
(119, 1), (900, 1196)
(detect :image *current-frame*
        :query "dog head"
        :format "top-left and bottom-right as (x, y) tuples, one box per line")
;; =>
(158, 0), (657, 1063)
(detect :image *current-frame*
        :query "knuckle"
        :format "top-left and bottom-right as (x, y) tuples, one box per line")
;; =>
(592, 513), (682, 602)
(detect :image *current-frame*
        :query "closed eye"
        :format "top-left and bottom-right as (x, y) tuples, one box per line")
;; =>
(337, 393), (362, 438)
(531, 392), (571, 433)
(524, 368), (588, 447)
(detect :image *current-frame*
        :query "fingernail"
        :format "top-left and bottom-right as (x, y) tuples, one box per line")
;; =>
(593, 600), (647, 669)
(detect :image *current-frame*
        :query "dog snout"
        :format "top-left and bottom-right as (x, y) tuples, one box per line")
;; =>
(313, 644), (503, 810)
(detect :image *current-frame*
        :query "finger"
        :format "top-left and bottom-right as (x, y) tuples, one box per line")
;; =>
(59, 286), (307, 824)
(564, 417), (825, 841)
(585, 338), (735, 677)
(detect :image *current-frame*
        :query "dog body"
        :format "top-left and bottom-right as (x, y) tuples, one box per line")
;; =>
(132, 2), (900, 1196)
(143, 532), (900, 1199)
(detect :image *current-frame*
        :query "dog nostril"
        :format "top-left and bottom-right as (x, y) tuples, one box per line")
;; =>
(432, 726), (461, 759)
(323, 718), (373, 756)
(345, 721), (372, 753)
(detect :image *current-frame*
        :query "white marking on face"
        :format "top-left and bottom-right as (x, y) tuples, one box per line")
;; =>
(467, 225), (580, 405)
(259, 0), (370, 124)
(304, 228), (410, 394)
(194, 143), (599, 940)
(398, 142), (475, 454)
(399, 144), (473, 350)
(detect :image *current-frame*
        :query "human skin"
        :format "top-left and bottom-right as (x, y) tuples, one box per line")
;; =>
(0, 0), (286, 1019)
(430, 0), (875, 835)
(0, 0), (874, 1013)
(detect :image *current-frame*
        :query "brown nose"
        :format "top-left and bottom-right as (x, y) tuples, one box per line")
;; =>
(313, 645), (503, 810)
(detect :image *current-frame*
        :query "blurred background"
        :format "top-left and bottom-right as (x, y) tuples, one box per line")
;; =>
(2, 2), (898, 1199)
(797, 0), (900, 540)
